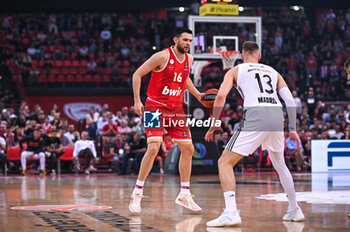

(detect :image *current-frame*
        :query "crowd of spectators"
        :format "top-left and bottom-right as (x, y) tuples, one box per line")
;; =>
(0, 6), (349, 174)
(201, 8), (350, 99)
(0, 101), (174, 175)
(0, 8), (348, 97)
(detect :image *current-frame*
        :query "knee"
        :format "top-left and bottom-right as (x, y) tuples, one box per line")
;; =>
(147, 145), (160, 157)
(180, 144), (194, 157)
(218, 157), (226, 168)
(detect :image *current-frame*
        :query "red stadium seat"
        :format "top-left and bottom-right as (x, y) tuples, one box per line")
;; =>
(93, 75), (101, 82)
(31, 60), (38, 67)
(104, 67), (112, 75)
(52, 68), (60, 75)
(85, 75), (92, 82)
(7, 147), (21, 161)
(57, 146), (74, 174)
(54, 60), (63, 67)
(121, 68), (129, 75)
(39, 75), (47, 83)
(57, 75), (65, 82)
(75, 75), (83, 83)
(72, 60), (80, 67)
(101, 75), (110, 82)
(38, 60), (45, 67)
(60, 147), (74, 161)
(70, 52), (78, 59)
(62, 67), (69, 75)
(11, 75), (18, 82)
(64, 60), (72, 67)
(48, 75), (56, 82)
(122, 60), (130, 67)
(66, 75), (74, 83)
(49, 45), (56, 52)
(70, 67), (78, 75)
(80, 60), (88, 67)
(79, 68), (87, 75)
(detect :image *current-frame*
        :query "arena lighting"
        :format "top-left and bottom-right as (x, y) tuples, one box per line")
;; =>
(238, 6), (244, 12)
(152, 46), (157, 50)
(179, 7), (185, 12)
(293, 6), (300, 11)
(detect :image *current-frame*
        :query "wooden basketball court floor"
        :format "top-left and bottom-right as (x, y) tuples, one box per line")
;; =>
(0, 172), (349, 232)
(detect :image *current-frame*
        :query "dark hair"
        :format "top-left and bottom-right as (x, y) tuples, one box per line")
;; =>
(34, 127), (42, 132)
(175, 28), (193, 38)
(242, 41), (259, 54)
(344, 57), (350, 69)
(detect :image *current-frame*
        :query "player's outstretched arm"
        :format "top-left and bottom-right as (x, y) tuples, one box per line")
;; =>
(186, 77), (203, 101)
(277, 73), (300, 149)
(132, 51), (168, 116)
(204, 66), (237, 142)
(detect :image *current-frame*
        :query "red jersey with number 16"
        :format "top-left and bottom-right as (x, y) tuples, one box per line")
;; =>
(146, 47), (190, 107)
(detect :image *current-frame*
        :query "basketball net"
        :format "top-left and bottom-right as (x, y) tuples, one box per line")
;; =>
(220, 50), (241, 70)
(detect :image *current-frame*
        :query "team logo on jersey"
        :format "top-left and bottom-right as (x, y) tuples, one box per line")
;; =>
(169, 65), (174, 70)
(143, 109), (161, 128)
(184, 61), (188, 71)
(182, 130), (188, 137)
(170, 59), (174, 64)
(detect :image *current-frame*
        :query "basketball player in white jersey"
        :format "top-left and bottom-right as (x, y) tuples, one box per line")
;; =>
(205, 41), (305, 227)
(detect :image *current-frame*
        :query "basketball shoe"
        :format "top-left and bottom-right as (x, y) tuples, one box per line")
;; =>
(129, 191), (142, 214)
(283, 207), (305, 221)
(206, 209), (241, 227)
(175, 193), (202, 212)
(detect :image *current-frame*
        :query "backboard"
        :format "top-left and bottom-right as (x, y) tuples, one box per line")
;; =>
(188, 15), (262, 60)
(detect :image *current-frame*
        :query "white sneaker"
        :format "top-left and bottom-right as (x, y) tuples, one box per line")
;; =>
(88, 166), (97, 172)
(206, 210), (241, 227)
(175, 193), (202, 212)
(160, 168), (164, 174)
(129, 191), (142, 214)
(283, 207), (305, 222)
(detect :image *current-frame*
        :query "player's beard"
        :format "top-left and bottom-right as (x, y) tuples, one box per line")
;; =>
(176, 43), (187, 54)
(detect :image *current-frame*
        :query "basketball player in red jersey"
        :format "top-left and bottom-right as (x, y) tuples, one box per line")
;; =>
(129, 28), (203, 214)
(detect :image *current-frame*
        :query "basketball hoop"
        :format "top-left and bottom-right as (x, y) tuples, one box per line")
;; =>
(220, 50), (241, 70)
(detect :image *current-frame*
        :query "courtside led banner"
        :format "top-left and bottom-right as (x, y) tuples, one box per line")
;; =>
(200, 4), (239, 16)
(311, 140), (350, 172)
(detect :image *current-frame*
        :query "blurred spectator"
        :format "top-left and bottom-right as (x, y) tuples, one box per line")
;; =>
(118, 119), (132, 134)
(119, 133), (146, 175)
(0, 135), (7, 174)
(73, 131), (97, 175)
(243, 147), (260, 172)
(109, 133), (124, 172)
(162, 134), (174, 158)
(285, 132), (304, 171)
(41, 116), (51, 134)
(19, 128), (46, 175)
(64, 124), (76, 145)
(4, 126), (18, 147)
(45, 129), (65, 174)
(85, 106), (99, 140)
(102, 117), (119, 153)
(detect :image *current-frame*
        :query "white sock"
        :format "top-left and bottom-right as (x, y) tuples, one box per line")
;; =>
(223, 191), (237, 212)
(269, 150), (298, 210)
(180, 182), (190, 195)
(133, 179), (144, 194)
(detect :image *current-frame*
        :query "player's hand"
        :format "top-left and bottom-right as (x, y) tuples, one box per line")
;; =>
(196, 92), (205, 102)
(204, 126), (223, 142)
(289, 132), (301, 150)
(134, 101), (144, 117)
